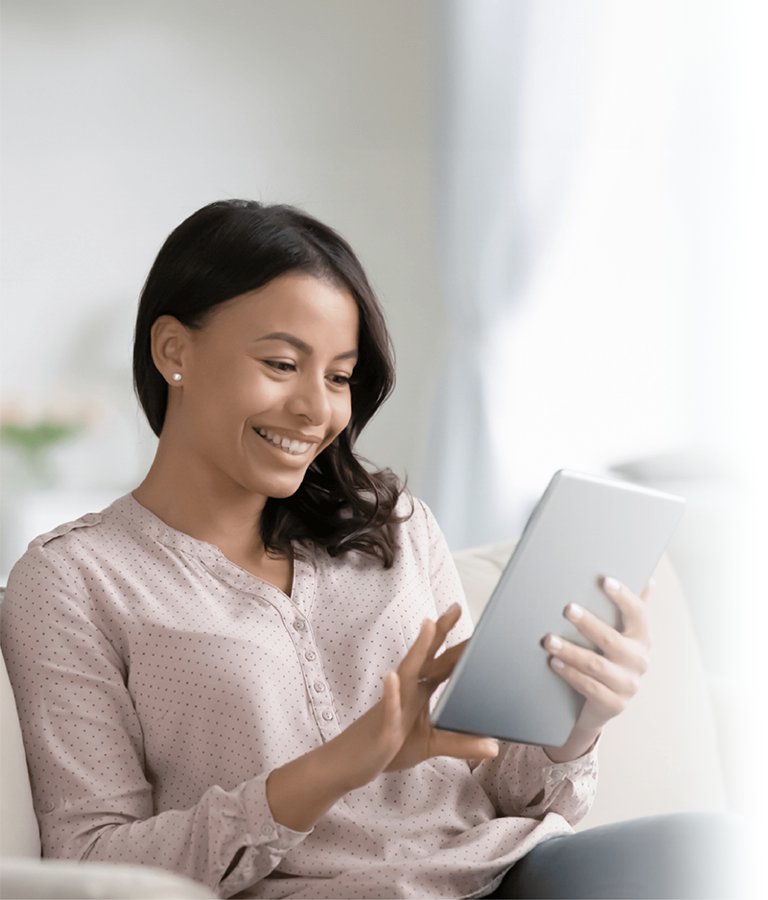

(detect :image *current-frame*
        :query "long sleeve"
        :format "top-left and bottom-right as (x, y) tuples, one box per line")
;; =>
(471, 739), (598, 826)
(1, 538), (307, 897)
(419, 500), (475, 642)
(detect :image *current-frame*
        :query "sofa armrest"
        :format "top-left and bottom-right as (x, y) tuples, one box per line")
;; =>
(1, 651), (40, 858)
(0, 859), (216, 900)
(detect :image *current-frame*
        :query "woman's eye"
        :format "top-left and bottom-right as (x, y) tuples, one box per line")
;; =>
(264, 360), (296, 373)
(328, 373), (352, 386)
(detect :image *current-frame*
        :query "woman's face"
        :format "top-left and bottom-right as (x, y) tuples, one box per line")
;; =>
(167, 272), (359, 502)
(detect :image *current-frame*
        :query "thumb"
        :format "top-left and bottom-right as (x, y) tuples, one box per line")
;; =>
(429, 728), (500, 761)
(381, 670), (402, 730)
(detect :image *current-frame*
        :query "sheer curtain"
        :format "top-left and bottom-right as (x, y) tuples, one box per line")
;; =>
(424, 0), (601, 548)
(423, 0), (767, 553)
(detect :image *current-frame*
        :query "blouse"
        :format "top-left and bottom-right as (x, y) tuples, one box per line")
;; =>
(1, 493), (597, 899)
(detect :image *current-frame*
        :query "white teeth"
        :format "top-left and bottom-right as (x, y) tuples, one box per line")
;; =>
(257, 428), (311, 455)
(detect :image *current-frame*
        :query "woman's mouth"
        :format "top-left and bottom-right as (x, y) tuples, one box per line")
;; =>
(255, 428), (313, 456)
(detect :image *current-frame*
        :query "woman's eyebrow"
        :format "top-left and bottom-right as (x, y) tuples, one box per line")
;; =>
(255, 332), (358, 361)
(255, 332), (311, 353)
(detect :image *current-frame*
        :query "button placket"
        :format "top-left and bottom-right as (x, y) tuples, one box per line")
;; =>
(288, 612), (340, 738)
(283, 556), (339, 736)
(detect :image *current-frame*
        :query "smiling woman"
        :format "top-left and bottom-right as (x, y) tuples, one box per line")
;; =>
(135, 274), (360, 588)
(132, 201), (404, 571)
(0, 200), (746, 900)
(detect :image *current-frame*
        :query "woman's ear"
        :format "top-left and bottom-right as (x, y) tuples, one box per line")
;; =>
(150, 315), (189, 385)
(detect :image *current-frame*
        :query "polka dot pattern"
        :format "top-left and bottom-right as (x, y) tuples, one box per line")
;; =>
(1, 494), (597, 899)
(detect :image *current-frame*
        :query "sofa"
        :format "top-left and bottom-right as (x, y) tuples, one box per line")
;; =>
(0, 544), (731, 899)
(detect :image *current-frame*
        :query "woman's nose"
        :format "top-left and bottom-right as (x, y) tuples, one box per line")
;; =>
(288, 373), (332, 423)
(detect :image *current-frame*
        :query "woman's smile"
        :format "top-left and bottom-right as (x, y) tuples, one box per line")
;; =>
(254, 427), (318, 457)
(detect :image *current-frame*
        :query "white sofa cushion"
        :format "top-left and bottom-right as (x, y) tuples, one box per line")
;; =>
(1, 650), (40, 859)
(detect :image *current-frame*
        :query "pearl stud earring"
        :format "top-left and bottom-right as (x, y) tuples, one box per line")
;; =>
(172, 373), (182, 382)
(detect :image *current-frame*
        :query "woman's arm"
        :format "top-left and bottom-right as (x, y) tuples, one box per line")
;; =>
(1, 548), (308, 896)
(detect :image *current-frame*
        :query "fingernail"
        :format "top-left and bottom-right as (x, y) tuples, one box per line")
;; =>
(547, 635), (563, 651)
(446, 602), (461, 616)
(566, 603), (584, 619)
(551, 657), (565, 669)
(604, 577), (620, 592)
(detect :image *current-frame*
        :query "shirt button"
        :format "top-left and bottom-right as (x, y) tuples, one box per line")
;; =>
(314, 681), (326, 693)
(40, 800), (55, 813)
(293, 620), (306, 631)
(261, 823), (274, 836)
(305, 650), (317, 661)
(322, 710), (334, 722)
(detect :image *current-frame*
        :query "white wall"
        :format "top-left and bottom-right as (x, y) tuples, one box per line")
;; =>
(0, 0), (444, 527)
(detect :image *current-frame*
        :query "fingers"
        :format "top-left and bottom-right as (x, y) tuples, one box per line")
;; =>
(547, 651), (634, 726)
(549, 580), (650, 667)
(544, 606), (649, 679)
(543, 627), (643, 731)
(380, 670), (402, 725)
(398, 603), (463, 683)
(429, 727), (499, 762)
(425, 602), (462, 661)
(397, 618), (438, 681)
(419, 639), (468, 687)
(600, 576), (652, 643)
(541, 577), (654, 730)
(544, 632), (642, 697)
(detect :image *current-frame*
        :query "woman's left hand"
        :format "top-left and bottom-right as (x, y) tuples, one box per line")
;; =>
(542, 576), (653, 762)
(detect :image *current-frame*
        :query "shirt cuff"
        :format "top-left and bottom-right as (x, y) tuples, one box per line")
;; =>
(528, 738), (599, 804)
(240, 772), (312, 848)
(219, 774), (311, 897)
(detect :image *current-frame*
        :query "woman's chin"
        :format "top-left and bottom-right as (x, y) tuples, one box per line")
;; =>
(255, 474), (307, 500)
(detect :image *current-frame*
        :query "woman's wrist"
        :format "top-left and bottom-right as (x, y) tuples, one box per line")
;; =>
(542, 725), (601, 763)
(265, 709), (388, 832)
(266, 742), (354, 833)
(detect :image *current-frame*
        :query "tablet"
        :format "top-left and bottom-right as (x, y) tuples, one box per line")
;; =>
(430, 469), (686, 747)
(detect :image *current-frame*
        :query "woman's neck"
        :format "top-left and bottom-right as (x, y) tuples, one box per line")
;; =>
(134, 462), (293, 594)
(133, 438), (269, 563)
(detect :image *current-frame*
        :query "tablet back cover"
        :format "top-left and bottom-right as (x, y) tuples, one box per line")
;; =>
(431, 470), (686, 747)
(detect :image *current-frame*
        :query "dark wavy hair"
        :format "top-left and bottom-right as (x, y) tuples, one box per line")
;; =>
(133, 200), (408, 566)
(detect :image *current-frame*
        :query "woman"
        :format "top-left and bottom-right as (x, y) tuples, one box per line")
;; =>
(1, 201), (742, 899)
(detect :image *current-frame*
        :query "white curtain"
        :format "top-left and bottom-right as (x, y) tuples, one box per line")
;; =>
(423, 0), (767, 551)
(424, 0), (602, 548)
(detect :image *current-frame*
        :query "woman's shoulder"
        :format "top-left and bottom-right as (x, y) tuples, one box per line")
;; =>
(22, 494), (133, 552)
(394, 492), (440, 537)
(5, 494), (140, 590)
(385, 492), (450, 566)
(1, 498), (129, 637)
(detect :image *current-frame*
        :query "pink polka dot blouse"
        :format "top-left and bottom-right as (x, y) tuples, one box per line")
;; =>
(1, 494), (597, 898)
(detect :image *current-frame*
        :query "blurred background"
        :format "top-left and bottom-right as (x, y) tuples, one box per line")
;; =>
(1, 0), (766, 754)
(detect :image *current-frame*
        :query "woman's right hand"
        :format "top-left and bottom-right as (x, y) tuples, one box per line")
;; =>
(266, 604), (498, 832)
